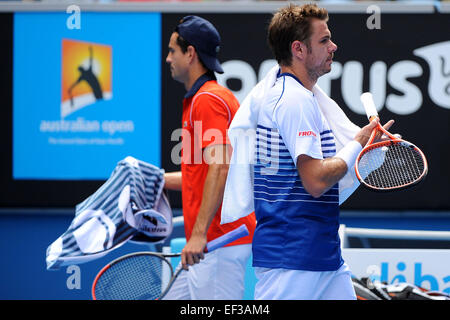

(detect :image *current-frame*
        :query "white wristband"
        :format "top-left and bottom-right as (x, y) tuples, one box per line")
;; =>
(335, 140), (363, 171)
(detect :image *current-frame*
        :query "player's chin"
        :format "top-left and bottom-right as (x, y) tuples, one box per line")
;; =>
(320, 66), (332, 76)
(325, 59), (334, 69)
(170, 70), (179, 81)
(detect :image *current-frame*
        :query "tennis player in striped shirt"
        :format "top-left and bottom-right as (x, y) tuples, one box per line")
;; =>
(252, 4), (381, 300)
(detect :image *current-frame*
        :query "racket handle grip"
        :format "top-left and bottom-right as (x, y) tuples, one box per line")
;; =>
(205, 224), (249, 252)
(360, 92), (379, 121)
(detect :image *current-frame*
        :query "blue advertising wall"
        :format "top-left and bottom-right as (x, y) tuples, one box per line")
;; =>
(1, 10), (166, 300)
(13, 12), (161, 180)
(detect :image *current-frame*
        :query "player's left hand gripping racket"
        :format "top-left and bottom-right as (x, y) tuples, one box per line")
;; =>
(355, 92), (428, 191)
(92, 224), (249, 300)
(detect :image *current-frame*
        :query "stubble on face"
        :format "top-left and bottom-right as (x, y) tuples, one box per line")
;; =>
(304, 19), (336, 82)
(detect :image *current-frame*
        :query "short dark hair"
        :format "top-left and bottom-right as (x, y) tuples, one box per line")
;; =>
(267, 3), (329, 66)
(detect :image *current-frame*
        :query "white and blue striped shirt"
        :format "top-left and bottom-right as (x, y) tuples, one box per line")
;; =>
(252, 73), (343, 271)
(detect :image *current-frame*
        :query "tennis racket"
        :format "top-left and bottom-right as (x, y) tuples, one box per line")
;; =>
(355, 92), (428, 191)
(92, 224), (249, 300)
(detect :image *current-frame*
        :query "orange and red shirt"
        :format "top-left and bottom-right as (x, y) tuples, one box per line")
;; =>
(180, 73), (256, 246)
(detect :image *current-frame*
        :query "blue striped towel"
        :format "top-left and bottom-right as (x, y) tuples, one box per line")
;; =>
(46, 156), (172, 270)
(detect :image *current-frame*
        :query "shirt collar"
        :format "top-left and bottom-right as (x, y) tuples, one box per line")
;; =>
(184, 71), (217, 98)
(278, 72), (305, 88)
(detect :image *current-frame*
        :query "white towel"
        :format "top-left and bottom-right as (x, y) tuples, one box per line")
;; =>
(221, 66), (361, 224)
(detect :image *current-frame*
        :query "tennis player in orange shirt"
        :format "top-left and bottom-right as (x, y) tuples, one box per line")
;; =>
(162, 15), (256, 300)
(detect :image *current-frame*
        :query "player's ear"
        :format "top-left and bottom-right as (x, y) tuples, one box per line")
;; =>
(186, 45), (196, 63)
(291, 40), (306, 60)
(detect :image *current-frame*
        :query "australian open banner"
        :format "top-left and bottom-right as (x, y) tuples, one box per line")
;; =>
(13, 12), (162, 180)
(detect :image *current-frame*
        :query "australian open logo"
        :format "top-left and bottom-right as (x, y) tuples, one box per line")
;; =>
(38, 39), (135, 145)
(61, 39), (113, 118)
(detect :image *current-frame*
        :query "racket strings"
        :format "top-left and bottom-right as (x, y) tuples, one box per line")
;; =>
(94, 255), (170, 300)
(358, 142), (425, 189)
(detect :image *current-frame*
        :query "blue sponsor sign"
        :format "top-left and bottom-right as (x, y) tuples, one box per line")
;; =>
(13, 12), (161, 179)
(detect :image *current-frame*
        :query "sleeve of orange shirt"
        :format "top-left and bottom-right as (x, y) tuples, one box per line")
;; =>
(190, 93), (232, 149)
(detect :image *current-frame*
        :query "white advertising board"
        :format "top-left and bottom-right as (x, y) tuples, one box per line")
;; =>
(343, 249), (450, 294)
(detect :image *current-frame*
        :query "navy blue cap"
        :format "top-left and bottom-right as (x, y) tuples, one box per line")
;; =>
(176, 15), (224, 74)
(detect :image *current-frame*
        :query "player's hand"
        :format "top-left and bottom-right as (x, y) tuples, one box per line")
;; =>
(354, 119), (379, 147)
(376, 119), (395, 142)
(354, 119), (395, 146)
(181, 233), (207, 270)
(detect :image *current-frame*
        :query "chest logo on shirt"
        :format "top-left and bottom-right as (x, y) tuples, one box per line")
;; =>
(298, 130), (317, 137)
(183, 121), (188, 128)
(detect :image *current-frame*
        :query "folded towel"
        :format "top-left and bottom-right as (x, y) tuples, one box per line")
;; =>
(221, 66), (361, 224)
(46, 156), (172, 270)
